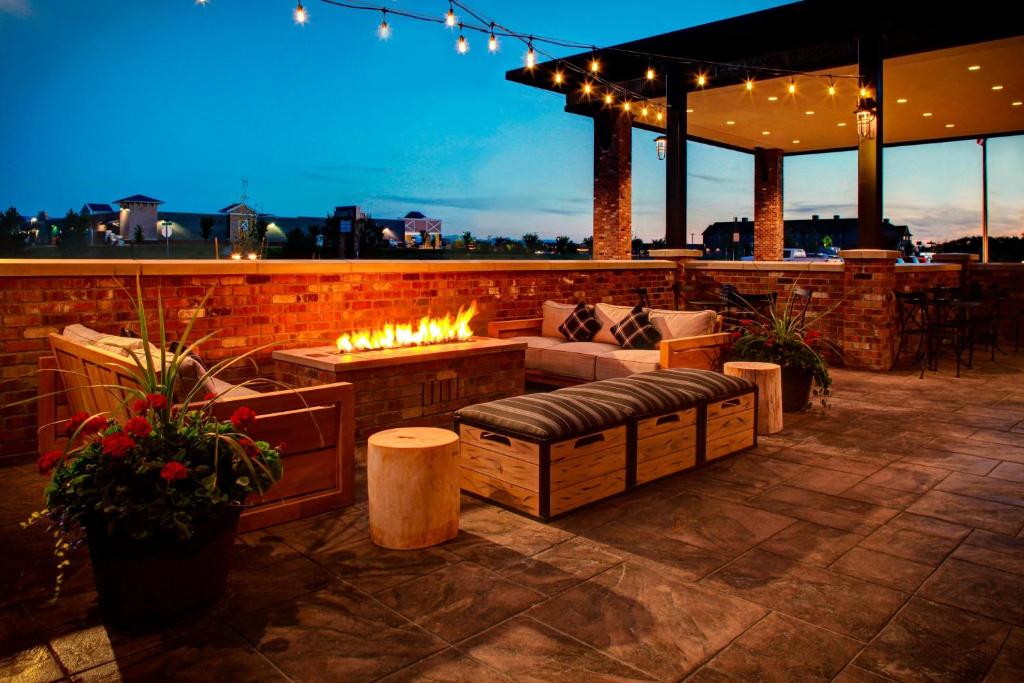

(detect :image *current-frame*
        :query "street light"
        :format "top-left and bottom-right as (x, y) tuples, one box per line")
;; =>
(160, 220), (173, 257)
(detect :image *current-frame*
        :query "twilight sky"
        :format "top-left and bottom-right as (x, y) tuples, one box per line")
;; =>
(1, 0), (1020, 243)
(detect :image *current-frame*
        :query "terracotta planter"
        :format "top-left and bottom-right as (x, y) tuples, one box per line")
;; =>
(781, 366), (814, 413)
(86, 507), (241, 628)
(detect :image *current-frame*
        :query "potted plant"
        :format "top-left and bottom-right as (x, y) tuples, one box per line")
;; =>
(20, 281), (283, 627)
(729, 288), (840, 411)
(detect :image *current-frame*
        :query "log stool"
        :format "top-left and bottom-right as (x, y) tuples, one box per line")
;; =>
(723, 361), (783, 435)
(367, 427), (460, 550)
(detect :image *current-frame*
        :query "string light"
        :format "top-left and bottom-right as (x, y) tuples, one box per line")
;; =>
(445, 2), (456, 27)
(487, 23), (498, 52)
(378, 10), (390, 38)
(860, 86), (868, 97)
(525, 40), (535, 69)
(744, 78), (754, 92)
(457, 26), (468, 53)
(656, 110), (663, 122)
(604, 92), (613, 105)
(696, 72), (707, 87)
(641, 104), (649, 117)
(787, 78), (796, 94)
(553, 70), (563, 84)
(646, 66), (656, 80)
(294, 1), (307, 25)
(590, 56), (600, 73)
(827, 77), (836, 96)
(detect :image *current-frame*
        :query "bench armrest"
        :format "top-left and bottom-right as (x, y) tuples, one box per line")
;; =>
(487, 318), (543, 339)
(659, 332), (732, 371)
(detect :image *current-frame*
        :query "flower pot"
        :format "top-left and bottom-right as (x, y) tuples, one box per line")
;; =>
(781, 366), (814, 413)
(86, 507), (241, 628)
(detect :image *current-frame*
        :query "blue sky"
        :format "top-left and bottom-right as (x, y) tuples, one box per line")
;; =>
(1, 0), (1020, 243)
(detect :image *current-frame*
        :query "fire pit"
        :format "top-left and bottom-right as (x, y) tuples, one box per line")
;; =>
(273, 305), (526, 441)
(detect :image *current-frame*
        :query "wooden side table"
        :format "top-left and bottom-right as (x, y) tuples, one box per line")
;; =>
(723, 361), (783, 435)
(367, 427), (460, 550)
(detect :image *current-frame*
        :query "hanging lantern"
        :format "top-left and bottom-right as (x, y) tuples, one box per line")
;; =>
(855, 97), (877, 139)
(655, 135), (667, 161)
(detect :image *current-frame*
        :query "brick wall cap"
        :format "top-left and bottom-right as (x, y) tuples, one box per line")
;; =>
(896, 263), (961, 272)
(932, 253), (980, 263)
(649, 249), (703, 258)
(686, 260), (844, 272)
(839, 249), (901, 260)
(0, 258), (674, 278)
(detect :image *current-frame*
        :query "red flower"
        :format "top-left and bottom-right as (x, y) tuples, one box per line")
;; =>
(203, 392), (218, 401)
(147, 393), (168, 411)
(740, 319), (754, 327)
(238, 436), (261, 458)
(37, 450), (63, 475)
(101, 432), (136, 459)
(230, 407), (256, 432)
(805, 330), (822, 343)
(764, 338), (775, 347)
(64, 413), (106, 437)
(83, 416), (107, 434)
(131, 398), (149, 414)
(124, 416), (153, 439)
(160, 461), (188, 481)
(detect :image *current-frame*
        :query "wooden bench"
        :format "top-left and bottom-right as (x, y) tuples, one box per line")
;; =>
(40, 333), (355, 532)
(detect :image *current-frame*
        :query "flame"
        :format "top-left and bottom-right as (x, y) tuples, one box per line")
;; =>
(335, 301), (477, 353)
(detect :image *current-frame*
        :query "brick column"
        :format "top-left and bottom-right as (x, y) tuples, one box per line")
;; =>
(593, 110), (632, 260)
(841, 249), (899, 370)
(649, 248), (703, 309)
(754, 147), (784, 261)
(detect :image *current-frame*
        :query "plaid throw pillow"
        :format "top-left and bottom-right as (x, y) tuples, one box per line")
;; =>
(558, 302), (601, 342)
(611, 305), (662, 349)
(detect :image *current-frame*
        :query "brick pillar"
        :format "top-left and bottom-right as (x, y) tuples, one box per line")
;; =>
(649, 248), (703, 309)
(754, 147), (784, 261)
(841, 249), (899, 370)
(593, 110), (632, 260)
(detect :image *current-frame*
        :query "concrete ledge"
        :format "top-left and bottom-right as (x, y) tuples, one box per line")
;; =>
(839, 249), (900, 260)
(686, 260), (844, 273)
(649, 249), (703, 258)
(0, 258), (675, 277)
(896, 263), (961, 272)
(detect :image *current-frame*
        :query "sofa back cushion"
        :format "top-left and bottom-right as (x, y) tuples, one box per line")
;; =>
(541, 301), (580, 338)
(592, 303), (635, 345)
(648, 309), (717, 340)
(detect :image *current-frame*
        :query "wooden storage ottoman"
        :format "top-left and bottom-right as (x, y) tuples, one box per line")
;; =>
(455, 392), (631, 520)
(631, 369), (758, 464)
(557, 377), (703, 486)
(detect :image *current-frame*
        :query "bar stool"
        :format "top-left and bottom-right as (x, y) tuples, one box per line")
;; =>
(891, 290), (929, 372)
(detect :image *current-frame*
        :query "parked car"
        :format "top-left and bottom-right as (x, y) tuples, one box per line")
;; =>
(783, 248), (808, 260)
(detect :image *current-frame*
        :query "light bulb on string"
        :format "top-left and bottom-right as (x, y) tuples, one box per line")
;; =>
(583, 82), (593, 96)
(294, 1), (307, 25)
(487, 24), (498, 52)
(696, 72), (707, 87)
(744, 78), (754, 92)
(641, 104), (649, 117)
(827, 77), (836, 96)
(656, 110), (663, 122)
(787, 78), (796, 94)
(456, 26), (468, 54)
(646, 66), (656, 80)
(604, 92), (613, 105)
(378, 10), (389, 39)
(525, 41), (535, 69)
(622, 101), (631, 113)
(445, 2), (456, 27)
(859, 86), (869, 98)
(553, 70), (563, 85)
(590, 54), (600, 74)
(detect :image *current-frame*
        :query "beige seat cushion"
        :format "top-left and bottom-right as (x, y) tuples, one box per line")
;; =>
(592, 303), (635, 346)
(648, 309), (716, 340)
(539, 342), (619, 380)
(507, 335), (565, 370)
(540, 301), (580, 339)
(595, 349), (661, 380)
(206, 377), (260, 398)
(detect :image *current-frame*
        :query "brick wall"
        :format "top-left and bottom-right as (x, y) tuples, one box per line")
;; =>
(894, 265), (960, 293)
(0, 260), (673, 463)
(593, 111), (632, 261)
(753, 148), (784, 262)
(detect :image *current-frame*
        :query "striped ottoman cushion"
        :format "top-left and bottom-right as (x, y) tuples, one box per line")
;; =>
(557, 375), (702, 417)
(456, 391), (631, 441)
(632, 368), (753, 399)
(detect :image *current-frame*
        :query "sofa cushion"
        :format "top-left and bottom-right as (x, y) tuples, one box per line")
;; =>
(456, 391), (631, 441)
(632, 368), (753, 399)
(541, 301), (579, 339)
(592, 303), (635, 345)
(594, 349), (661, 380)
(559, 374), (702, 416)
(507, 335), (564, 370)
(610, 306), (662, 350)
(539, 341), (619, 380)
(557, 302), (601, 342)
(648, 309), (716, 340)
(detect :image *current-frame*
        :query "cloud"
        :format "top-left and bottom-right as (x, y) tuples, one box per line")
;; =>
(689, 173), (732, 185)
(0, 0), (31, 17)
(371, 192), (588, 216)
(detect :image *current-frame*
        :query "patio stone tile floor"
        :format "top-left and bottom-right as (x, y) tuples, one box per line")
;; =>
(4, 356), (1024, 681)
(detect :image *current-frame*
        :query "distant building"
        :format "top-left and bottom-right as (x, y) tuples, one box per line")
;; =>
(702, 215), (911, 257)
(114, 194), (164, 241)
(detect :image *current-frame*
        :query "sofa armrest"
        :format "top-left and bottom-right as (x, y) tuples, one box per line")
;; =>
(659, 332), (732, 371)
(487, 318), (543, 339)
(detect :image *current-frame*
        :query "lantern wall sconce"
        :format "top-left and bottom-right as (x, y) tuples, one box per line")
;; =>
(655, 135), (667, 160)
(855, 97), (877, 139)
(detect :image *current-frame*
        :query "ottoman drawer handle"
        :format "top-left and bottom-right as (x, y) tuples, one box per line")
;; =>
(721, 398), (742, 408)
(481, 432), (512, 447)
(656, 414), (680, 426)
(574, 433), (605, 449)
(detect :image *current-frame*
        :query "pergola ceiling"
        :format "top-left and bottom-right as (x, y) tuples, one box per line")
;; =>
(676, 36), (1024, 154)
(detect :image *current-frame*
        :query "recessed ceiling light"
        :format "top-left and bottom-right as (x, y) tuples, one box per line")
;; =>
(792, 139), (800, 144)
(726, 120), (735, 125)
(837, 122), (847, 127)
(762, 130), (770, 135)
(968, 65), (981, 71)
(923, 112), (933, 117)
(896, 98), (908, 104)
(767, 96), (779, 101)
(1013, 101), (1023, 106)
(945, 123), (955, 128)
(686, 108), (694, 113)
(992, 85), (1004, 91)
(805, 110), (815, 115)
